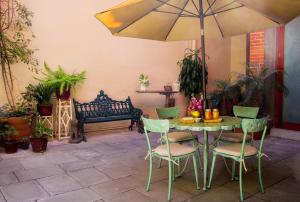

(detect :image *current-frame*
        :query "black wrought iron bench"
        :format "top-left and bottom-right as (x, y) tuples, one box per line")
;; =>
(73, 90), (143, 140)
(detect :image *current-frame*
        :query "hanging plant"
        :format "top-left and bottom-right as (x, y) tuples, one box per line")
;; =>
(0, 0), (38, 108)
(178, 48), (208, 98)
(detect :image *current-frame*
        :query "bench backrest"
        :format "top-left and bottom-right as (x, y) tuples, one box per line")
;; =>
(74, 90), (133, 119)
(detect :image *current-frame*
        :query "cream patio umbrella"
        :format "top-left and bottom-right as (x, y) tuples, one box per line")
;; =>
(95, 0), (300, 104)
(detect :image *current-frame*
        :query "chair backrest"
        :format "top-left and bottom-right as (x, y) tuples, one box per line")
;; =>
(233, 106), (259, 119)
(156, 106), (180, 119)
(141, 116), (171, 158)
(240, 117), (268, 157)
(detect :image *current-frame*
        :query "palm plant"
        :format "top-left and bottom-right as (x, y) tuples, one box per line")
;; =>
(178, 49), (208, 98)
(209, 79), (241, 115)
(236, 67), (289, 107)
(40, 63), (86, 98)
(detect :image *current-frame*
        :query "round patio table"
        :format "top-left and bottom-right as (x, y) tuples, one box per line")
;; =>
(169, 116), (241, 190)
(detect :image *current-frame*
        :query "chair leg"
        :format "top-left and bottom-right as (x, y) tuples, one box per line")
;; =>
(231, 160), (236, 181)
(146, 156), (153, 192)
(208, 153), (217, 188)
(167, 161), (173, 201)
(172, 161), (175, 181)
(197, 148), (203, 170)
(239, 161), (244, 202)
(258, 157), (265, 193)
(192, 154), (200, 189)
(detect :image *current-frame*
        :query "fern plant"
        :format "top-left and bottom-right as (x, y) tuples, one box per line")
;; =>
(40, 62), (86, 95)
(178, 49), (208, 98)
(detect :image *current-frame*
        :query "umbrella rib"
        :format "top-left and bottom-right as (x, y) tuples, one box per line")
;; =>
(191, 0), (200, 14)
(206, 0), (224, 38)
(204, 0), (217, 15)
(156, 0), (199, 17)
(211, 0), (241, 14)
(153, 10), (196, 18)
(164, 0), (191, 40)
(114, 0), (173, 34)
(205, 5), (243, 17)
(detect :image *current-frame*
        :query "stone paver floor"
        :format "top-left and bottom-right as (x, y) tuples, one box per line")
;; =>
(0, 130), (299, 202)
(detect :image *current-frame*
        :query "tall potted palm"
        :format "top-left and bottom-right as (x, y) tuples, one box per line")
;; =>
(178, 49), (208, 98)
(40, 63), (86, 100)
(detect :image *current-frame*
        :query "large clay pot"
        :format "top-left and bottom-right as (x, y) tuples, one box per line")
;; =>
(37, 104), (53, 116)
(4, 141), (19, 154)
(6, 117), (31, 141)
(30, 137), (48, 153)
(56, 88), (70, 100)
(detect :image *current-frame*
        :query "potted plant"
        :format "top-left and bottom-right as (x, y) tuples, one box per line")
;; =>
(30, 122), (52, 153)
(40, 63), (85, 100)
(0, 123), (18, 154)
(178, 49), (208, 98)
(209, 79), (241, 115)
(2, 99), (33, 141)
(25, 83), (54, 116)
(236, 67), (289, 108)
(19, 137), (30, 150)
(187, 96), (203, 118)
(138, 73), (149, 91)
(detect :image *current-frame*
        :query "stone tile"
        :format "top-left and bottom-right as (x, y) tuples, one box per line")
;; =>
(136, 181), (191, 202)
(187, 186), (242, 202)
(68, 167), (111, 187)
(0, 159), (24, 174)
(0, 172), (18, 186)
(14, 165), (64, 181)
(19, 155), (54, 169)
(59, 159), (101, 172)
(255, 187), (300, 202)
(106, 190), (156, 202)
(39, 188), (101, 202)
(0, 180), (48, 202)
(70, 149), (102, 160)
(95, 163), (138, 179)
(45, 151), (79, 164)
(38, 174), (82, 195)
(90, 178), (130, 199)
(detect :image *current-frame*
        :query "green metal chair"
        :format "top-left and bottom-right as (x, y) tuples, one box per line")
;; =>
(142, 116), (200, 201)
(208, 117), (268, 202)
(215, 106), (259, 143)
(156, 106), (202, 169)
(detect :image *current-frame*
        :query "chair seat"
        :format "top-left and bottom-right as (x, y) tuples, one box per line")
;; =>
(214, 143), (258, 157)
(168, 131), (197, 142)
(153, 143), (196, 157)
(215, 132), (252, 143)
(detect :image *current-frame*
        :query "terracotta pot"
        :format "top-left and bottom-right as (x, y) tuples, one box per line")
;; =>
(4, 141), (19, 154)
(37, 104), (53, 116)
(56, 88), (70, 100)
(30, 137), (48, 153)
(7, 117), (31, 141)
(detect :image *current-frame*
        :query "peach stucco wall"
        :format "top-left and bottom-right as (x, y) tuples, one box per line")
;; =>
(0, 0), (237, 129)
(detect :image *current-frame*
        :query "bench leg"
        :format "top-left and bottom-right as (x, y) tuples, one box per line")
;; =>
(129, 119), (134, 131)
(78, 122), (87, 142)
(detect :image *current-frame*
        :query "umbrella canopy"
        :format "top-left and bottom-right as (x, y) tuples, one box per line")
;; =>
(95, 0), (300, 104)
(96, 0), (300, 41)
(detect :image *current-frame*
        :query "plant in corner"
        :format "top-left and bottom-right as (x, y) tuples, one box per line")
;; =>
(40, 63), (86, 100)
(178, 49), (208, 98)
(0, 0), (37, 108)
(0, 123), (18, 154)
(30, 122), (52, 153)
(138, 73), (149, 91)
(209, 79), (241, 115)
(25, 83), (54, 116)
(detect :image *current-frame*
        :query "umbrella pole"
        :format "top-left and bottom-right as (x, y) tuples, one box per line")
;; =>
(199, 0), (207, 109)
